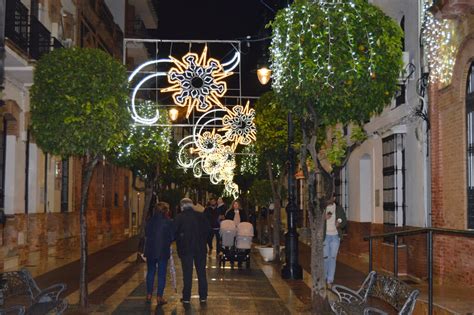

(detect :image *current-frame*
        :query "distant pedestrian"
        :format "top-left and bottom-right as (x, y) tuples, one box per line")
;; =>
(324, 194), (347, 288)
(203, 197), (219, 255)
(216, 197), (226, 221)
(144, 202), (175, 305)
(175, 198), (211, 304)
(225, 199), (248, 225)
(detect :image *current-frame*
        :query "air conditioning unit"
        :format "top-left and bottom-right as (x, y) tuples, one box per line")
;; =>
(62, 38), (73, 48)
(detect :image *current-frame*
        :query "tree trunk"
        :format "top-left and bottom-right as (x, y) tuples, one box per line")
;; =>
(138, 178), (154, 237)
(300, 110), (332, 313)
(79, 155), (99, 309)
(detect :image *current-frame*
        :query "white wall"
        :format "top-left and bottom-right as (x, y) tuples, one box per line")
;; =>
(359, 154), (373, 222)
(105, 0), (126, 33)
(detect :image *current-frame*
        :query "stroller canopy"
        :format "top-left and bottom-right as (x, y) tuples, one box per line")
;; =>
(220, 219), (237, 231)
(237, 222), (254, 237)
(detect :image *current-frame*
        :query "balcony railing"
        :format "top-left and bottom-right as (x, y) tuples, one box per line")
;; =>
(5, 0), (29, 52)
(5, 0), (63, 60)
(29, 15), (51, 60)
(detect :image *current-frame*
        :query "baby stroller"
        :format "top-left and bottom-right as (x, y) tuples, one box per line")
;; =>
(235, 222), (254, 268)
(218, 220), (253, 268)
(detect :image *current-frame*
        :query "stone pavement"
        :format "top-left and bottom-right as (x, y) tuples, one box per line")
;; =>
(26, 235), (474, 314)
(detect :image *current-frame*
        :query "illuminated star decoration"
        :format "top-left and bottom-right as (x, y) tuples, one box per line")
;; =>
(220, 101), (257, 146)
(162, 46), (232, 118)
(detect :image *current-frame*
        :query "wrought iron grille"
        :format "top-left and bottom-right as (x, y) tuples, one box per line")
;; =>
(5, 0), (29, 53)
(29, 15), (51, 60)
(466, 62), (474, 229)
(334, 166), (348, 214)
(60, 159), (69, 213)
(382, 134), (406, 231)
(0, 118), (6, 209)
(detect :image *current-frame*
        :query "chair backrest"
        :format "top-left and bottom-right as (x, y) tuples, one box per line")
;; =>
(369, 275), (419, 314)
(0, 271), (33, 303)
(357, 270), (377, 302)
(19, 269), (41, 299)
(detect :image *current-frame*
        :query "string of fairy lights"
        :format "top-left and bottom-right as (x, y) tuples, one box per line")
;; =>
(128, 45), (255, 199)
(270, 0), (376, 92)
(422, 0), (458, 86)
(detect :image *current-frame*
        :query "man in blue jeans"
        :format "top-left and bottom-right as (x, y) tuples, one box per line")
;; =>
(324, 195), (347, 288)
(144, 202), (175, 305)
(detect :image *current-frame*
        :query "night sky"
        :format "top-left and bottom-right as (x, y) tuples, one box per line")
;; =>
(153, 0), (288, 96)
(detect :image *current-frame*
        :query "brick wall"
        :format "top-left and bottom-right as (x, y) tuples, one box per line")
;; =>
(0, 209), (126, 272)
(340, 222), (474, 286)
(429, 13), (474, 286)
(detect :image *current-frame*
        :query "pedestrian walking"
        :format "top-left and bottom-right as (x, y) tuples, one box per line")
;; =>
(144, 202), (175, 305)
(324, 194), (347, 288)
(203, 197), (220, 255)
(175, 198), (211, 304)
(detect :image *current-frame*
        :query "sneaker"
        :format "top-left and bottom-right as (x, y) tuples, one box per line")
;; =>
(200, 298), (207, 303)
(145, 294), (152, 304)
(180, 298), (190, 304)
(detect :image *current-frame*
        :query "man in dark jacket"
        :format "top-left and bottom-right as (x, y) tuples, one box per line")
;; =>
(144, 202), (175, 305)
(175, 198), (211, 304)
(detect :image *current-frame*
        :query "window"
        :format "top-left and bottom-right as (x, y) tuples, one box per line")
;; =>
(0, 118), (6, 209)
(334, 166), (349, 215)
(382, 134), (406, 229)
(395, 84), (406, 107)
(466, 62), (474, 229)
(60, 158), (69, 212)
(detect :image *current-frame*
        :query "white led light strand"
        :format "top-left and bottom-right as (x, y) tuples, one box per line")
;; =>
(422, 0), (458, 85)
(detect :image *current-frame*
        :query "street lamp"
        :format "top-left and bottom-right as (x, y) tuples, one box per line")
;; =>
(257, 66), (272, 85)
(169, 108), (179, 122)
(255, 69), (302, 279)
(281, 112), (303, 280)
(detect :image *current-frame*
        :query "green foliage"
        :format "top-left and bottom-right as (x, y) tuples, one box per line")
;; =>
(325, 129), (347, 167)
(254, 91), (295, 174)
(350, 124), (367, 143)
(239, 144), (259, 176)
(270, 0), (403, 125)
(110, 101), (171, 177)
(30, 48), (129, 157)
(248, 179), (274, 206)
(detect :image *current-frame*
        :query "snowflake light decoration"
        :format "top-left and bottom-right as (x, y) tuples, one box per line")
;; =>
(162, 46), (232, 118)
(220, 101), (256, 145)
(196, 130), (224, 155)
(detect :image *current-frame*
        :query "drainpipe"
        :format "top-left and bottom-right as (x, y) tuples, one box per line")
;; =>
(0, 0), (5, 93)
(419, 0), (431, 228)
(25, 130), (29, 214)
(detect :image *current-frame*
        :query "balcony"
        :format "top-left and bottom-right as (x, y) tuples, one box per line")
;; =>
(4, 0), (63, 60)
(3, 0), (63, 86)
(430, 0), (474, 19)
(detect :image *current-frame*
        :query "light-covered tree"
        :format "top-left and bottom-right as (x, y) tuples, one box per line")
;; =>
(270, 0), (403, 311)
